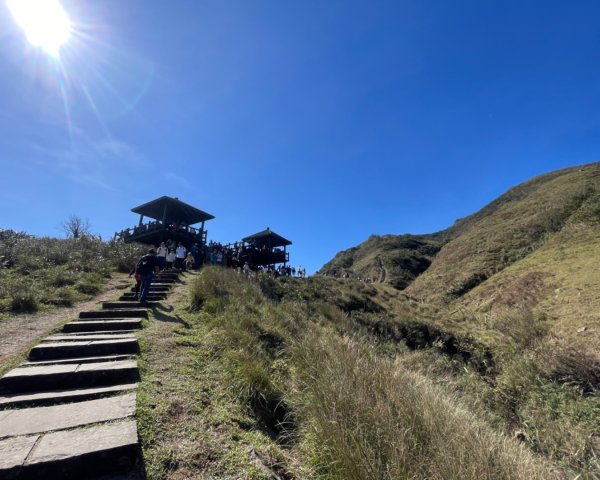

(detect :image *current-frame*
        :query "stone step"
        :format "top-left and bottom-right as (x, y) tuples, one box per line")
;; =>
(121, 292), (166, 300)
(153, 277), (176, 283)
(102, 302), (160, 309)
(44, 333), (137, 342)
(119, 295), (165, 303)
(0, 360), (138, 394)
(0, 394), (136, 439)
(131, 285), (170, 292)
(29, 339), (138, 361)
(0, 383), (137, 408)
(76, 315), (145, 322)
(155, 272), (178, 279)
(24, 354), (136, 366)
(44, 330), (138, 337)
(80, 309), (148, 319)
(0, 419), (139, 479)
(62, 320), (142, 333)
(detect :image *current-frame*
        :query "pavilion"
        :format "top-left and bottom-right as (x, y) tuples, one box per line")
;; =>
(241, 228), (291, 267)
(114, 196), (215, 248)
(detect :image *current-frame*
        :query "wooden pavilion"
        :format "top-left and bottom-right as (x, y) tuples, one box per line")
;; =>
(241, 228), (291, 266)
(114, 196), (215, 248)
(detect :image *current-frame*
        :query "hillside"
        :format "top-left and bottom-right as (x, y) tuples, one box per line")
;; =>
(320, 163), (600, 296)
(319, 162), (600, 350)
(319, 233), (444, 288)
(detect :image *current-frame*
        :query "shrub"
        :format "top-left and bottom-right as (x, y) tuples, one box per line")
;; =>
(9, 286), (38, 312)
(42, 287), (77, 307)
(75, 274), (103, 295)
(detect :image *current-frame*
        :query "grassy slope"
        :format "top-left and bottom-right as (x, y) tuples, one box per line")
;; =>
(406, 162), (600, 304)
(318, 234), (444, 289)
(318, 162), (600, 355)
(138, 268), (565, 479)
(312, 162), (600, 476)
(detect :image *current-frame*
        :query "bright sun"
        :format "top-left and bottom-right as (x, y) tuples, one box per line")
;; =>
(7, 0), (72, 58)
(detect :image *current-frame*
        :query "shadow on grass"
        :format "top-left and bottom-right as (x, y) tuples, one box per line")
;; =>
(151, 307), (190, 328)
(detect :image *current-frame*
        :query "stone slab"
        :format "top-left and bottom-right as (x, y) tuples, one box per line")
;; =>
(4, 363), (79, 378)
(0, 394), (136, 438)
(24, 354), (135, 367)
(45, 334), (136, 342)
(0, 360), (138, 394)
(79, 360), (137, 372)
(18, 420), (139, 478)
(62, 320), (142, 333)
(0, 383), (137, 408)
(102, 302), (159, 309)
(80, 309), (148, 319)
(0, 434), (39, 473)
(30, 339), (138, 361)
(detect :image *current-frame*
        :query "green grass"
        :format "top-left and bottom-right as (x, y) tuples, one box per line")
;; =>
(138, 268), (563, 479)
(0, 230), (146, 315)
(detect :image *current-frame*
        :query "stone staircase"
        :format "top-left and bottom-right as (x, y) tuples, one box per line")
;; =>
(0, 271), (180, 479)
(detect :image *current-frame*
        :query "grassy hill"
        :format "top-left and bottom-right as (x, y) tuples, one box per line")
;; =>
(308, 162), (600, 476)
(319, 233), (444, 289)
(138, 267), (598, 478)
(319, 162), (600, 352)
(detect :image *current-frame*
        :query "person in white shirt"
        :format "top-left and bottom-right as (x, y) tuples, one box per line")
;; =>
(156, 242), (168, 270)
(166, 249), (176, 269)
(175, 243), (186, 269)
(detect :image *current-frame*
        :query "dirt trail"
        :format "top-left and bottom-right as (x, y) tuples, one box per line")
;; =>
(0, 273), (133, 367)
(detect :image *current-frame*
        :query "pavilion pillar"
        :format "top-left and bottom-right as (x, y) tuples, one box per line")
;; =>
(138, 215), (144, 227)
(162, 205), (168, 225)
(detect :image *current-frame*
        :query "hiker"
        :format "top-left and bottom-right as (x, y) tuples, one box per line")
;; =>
(175, 243), (186, 269)
(184, 252), (195, 271)
(128, 267), (141, 296)
(135, 248), (160, 303)
(156, 242), (168, 270)
(166, 249), (176, 269)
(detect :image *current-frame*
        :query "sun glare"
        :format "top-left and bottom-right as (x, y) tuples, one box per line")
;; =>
(7, 0), (72, 58)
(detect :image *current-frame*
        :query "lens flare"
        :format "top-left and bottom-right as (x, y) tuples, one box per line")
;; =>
(7, 0), (72, 58)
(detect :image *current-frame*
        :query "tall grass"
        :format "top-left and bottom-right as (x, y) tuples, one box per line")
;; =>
(186, 268), (557, 479)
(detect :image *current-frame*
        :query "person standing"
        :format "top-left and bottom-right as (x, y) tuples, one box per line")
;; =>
(166, 249), (176, 269)
(156, 242), (168, 271)
(135, 248), (160, 303)
(184, 252), (195, 271)
(175, 243), (187, 269)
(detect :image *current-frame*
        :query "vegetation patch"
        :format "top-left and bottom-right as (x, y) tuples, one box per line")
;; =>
(138, 268), (568, 479)
(0, 229), (146, 315)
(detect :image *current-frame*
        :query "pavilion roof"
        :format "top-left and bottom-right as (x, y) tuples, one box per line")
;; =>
(131, 196), (215, 225)
(242, 228), (292, 248)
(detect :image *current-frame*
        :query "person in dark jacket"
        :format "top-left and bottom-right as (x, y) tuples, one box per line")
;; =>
(135, 248), (160, 303)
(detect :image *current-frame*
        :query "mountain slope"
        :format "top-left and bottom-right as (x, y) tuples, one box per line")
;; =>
(406, 163), (600, 304)
(318, 233), (444, 289)
(320, 162), (600, 303)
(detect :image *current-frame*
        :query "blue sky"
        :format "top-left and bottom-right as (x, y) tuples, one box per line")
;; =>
(1, 0), (600, 273)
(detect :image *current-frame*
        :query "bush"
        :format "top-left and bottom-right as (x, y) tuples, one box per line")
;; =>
(42, 287), (77, 307)
(75, 275), (103, 295)
(9, 287), (38, 312)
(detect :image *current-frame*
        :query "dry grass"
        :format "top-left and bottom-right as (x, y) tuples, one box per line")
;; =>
(292, 333), (554, 480)
(138, 268), (563, 479)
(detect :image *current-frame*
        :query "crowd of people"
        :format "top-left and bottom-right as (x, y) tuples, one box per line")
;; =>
(133, 238), (307, 283)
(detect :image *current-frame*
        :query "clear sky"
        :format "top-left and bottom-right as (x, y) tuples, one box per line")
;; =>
(1, 0), (600, 273)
